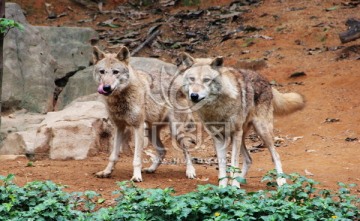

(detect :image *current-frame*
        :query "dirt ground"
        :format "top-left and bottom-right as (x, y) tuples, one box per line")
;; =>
(2, 0), (360, 201)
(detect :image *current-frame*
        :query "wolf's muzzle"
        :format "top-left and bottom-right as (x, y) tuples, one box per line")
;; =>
(98, 84), (113, 96)
(103, 84), (112, 93)
(190, 93), (201, 103)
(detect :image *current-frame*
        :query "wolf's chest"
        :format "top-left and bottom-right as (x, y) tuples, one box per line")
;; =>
(106, 96), (143, 127)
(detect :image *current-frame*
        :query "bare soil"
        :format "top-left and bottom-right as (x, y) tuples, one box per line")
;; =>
(2, 0), (360, 200)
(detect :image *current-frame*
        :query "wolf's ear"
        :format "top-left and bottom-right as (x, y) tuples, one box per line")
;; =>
(93, 46), (105, 64)
(177, 52), (195, 69)
(210, 56), (224, 68)
(116, 46), (130, 62)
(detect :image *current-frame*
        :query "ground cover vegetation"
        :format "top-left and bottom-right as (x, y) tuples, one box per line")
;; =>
(0, 171), (359, 221)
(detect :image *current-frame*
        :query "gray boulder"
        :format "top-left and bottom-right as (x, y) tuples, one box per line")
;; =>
(4, 3), (97, 113)
(37, 26), (96, 80)
(4, 3), (56, 113)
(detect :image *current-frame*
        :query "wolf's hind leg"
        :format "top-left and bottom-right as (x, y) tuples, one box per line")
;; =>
(239, 140), (252, 179)
(95, 126), (124, 178)
(143, 125), (166, 173)
(239, 126), (252, 179)
(231, 129), (253, 188)
(252, 117), (286, 186)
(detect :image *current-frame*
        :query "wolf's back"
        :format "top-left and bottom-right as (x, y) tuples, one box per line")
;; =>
(272, 88), (305, 116)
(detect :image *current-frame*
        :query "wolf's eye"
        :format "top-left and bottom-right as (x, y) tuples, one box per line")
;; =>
(112, 70), (119, 75)
(189, 77), (195, 82)
(203, 78), (211, 83)
(99, 70), (105, 74)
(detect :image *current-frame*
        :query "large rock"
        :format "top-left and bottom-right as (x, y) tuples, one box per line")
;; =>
(1, 98), (114, 160)
(4, 3), (56, 113)
(56, 66), (97, 110)
(4, 3), (97, 113)
(37, 26), (96, 80)
(31, 100), (113, 160)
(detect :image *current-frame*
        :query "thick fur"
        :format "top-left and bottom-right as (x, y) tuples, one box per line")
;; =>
(272, 88), (305, 116)
(178, 52), (305, 187)
(93, 46), (196, 182)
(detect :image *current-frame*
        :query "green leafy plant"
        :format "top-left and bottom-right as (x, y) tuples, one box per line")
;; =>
(1, 172), (359, 221)
(0, 174), (95, 221)
(218, 166), (247, 185)
(0, 18), (24, 36)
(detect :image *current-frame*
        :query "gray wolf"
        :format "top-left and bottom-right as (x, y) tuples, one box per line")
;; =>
(178, 53), (305, 187)
(92, 46), (196, 181)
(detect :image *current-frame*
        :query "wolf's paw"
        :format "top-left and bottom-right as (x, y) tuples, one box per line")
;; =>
(186, 166), (196, 179)
(95, 170), (111, 178)
(131, 175), (143, 182)
(143, 167), (156, 174)
(276, 177), (287, 186)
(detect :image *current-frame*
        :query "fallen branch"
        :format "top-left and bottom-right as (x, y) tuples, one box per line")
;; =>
(131, 29), (161, 56)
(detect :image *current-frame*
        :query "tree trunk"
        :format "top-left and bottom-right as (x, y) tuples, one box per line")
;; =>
(0, 0), (5, 141)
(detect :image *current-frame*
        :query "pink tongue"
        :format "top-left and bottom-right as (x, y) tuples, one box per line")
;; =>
(97, 84), (106, 94)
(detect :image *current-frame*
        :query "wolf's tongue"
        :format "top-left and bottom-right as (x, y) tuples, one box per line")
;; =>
(97, 84), (106, 94)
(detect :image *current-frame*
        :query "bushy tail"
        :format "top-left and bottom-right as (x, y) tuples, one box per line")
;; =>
(272, 88), (305, 116)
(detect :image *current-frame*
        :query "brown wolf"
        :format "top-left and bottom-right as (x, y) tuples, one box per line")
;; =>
(178, 53), (305, 187)
(92, 46), (196, 182)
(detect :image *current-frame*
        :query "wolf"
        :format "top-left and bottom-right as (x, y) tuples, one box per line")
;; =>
(92, 46), (196, 182)
(177, 53), (305, 187)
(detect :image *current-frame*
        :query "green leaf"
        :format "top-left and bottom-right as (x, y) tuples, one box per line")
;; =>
(97, 198), (106, 204)
(235, 176), (247, 184)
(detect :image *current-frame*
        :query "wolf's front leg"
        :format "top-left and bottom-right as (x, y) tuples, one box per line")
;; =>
(170, 121), (196, 179)
(184, 147), (196, 179)
(214, 139), (228, 187)
(131, 123), (145, 182)
(96, 126), (124, 178)
(230, 130), (243, 188)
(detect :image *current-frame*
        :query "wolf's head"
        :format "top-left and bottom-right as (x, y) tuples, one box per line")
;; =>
(92, 46), (132, 96)
(177, 52), (223, 105)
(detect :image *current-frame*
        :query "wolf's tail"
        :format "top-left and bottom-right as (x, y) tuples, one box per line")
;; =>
(272, 88), (305, 116)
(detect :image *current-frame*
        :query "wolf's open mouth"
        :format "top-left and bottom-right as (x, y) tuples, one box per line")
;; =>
(101, 91), (112, 96)
(191, 97), (204, 103)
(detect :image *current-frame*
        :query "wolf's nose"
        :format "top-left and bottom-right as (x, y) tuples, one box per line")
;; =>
(190, 93), (199, 102)
(103, 84), (111, 92)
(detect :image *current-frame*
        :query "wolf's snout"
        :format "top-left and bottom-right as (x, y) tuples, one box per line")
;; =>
(190, 93), (199, 102)
(103, 84), (112, 92)
(97, 83), (112, 95)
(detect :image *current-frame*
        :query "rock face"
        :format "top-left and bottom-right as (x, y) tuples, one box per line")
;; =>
(4, 3), (56, 113)
(4, 3), (97, 113)
(1, 97), (113, 160)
